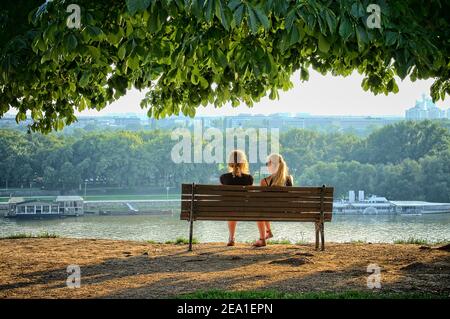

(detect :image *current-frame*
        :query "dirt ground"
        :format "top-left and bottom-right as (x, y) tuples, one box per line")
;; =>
(0, 238), (449, 298)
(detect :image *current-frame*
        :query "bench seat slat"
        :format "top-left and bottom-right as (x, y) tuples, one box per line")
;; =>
(182, 184), (333, 196)
(189, 190), (334, 197)
(180, 212), (332, 221)
(183, 200), (333, 207)
(182, 206), (332, 213)
(181, 201), (333, 213)
(191, 184), (333, 193)
(181, 195), (334, 201)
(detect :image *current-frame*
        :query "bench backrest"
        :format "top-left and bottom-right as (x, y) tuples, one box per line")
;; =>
(180, 184), (334, 222)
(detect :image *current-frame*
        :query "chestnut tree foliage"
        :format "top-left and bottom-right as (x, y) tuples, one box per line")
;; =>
(0, 0), (449, 132)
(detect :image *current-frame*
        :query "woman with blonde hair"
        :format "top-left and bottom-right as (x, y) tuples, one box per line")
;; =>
(253, 153), (293, 247)
(220, 150), (254, 246)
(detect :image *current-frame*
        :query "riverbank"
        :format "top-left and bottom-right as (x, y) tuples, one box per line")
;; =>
(0, 238), (448, 298)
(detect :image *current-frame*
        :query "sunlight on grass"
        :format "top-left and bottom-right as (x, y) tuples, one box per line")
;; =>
(393, 237), (449, 245)
(177, 289), (449, 299)
(1, 232), (60, 240)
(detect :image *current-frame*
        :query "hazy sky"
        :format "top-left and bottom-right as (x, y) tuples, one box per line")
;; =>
(75, 69), (448, 117)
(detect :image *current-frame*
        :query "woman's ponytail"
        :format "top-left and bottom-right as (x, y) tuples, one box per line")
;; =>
(268, 153), (289, 186)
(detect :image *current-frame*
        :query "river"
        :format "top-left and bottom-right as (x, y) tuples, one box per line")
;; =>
(1, 213), (449, 243)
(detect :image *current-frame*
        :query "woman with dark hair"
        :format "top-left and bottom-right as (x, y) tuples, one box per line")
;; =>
(220, 150), (253, 246)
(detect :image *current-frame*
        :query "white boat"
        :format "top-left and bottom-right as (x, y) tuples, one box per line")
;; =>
(333, 195), (450, 215)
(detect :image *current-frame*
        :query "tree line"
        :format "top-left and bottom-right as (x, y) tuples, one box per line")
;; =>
(0, 120), (449, 202)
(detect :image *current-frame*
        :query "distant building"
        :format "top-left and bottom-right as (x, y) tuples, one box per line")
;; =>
(348, 191), (355, 203)
(7, 196), (84, 218)
(405, 94), (446, 120)
(113, 116), (142, 127)
(358, 190), (364, 202)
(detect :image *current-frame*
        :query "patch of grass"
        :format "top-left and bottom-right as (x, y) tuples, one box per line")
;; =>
(84, 194), (180, 201)
(1, 232), (60, 240)
(164, 237), (199, 245)
(147, 240), (159, 244)
(392, 237), (449, 245)
(177, 289), (449, 299)
(348, 240), (368, 244)
(267, 239), (292, 245)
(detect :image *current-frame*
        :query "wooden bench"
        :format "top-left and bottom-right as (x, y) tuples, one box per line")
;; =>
(180, 184), (334, 251)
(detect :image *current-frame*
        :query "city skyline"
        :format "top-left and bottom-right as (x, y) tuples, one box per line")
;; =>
(75, 69), (449, 118)
(3, 69), (449, 119)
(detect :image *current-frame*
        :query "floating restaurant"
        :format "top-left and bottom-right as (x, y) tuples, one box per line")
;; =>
(333, 191), (450, 215)
(6, 196), (84, 218)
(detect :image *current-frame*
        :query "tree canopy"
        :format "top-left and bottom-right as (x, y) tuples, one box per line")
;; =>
(1, 0), (449, 132)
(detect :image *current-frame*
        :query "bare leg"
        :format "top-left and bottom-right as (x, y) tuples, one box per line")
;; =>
(253, 221), (266, 247)
(256, 221), (266, 239)
(227, 221), (237, 245)
(265, 221), (273, 239)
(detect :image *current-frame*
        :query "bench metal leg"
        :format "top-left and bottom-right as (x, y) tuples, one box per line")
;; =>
(188, 219), (194, 251)
(315, 222), (320, 251)
(320, 222), (325, 251)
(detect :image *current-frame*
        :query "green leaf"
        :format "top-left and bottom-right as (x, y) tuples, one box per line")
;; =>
(127, 56), (140, 70)
(324, 10), (337, 35)
(87, 46), (100, 60)
(192, 0), (205, 18)
(233, 4), (244, 26)
(126, 21), (134, 37)
(215, 0), (230, 30)
(213, 48), (227, 67)
(199, 76), (209, 89)
(318, 34), (331, 53)
(33, 36), (46, 52)
(385, 31), (398, 46)
(351, 2), (365, 18)
(64, 34), (78, 52)
(126, 0), (151, 15)
(288, 25), (300, 46)
(356, 25), (368, 51)
(190, 73), (199, 85)
(254, 8), (270, 30)
(285, 9), (296, 31)
(228, 0), (241, 11)
(148, 10), (162, 33)
(56, 119), (64, 131)
(300, 67), (309, 81)
(338, 15), (353, 41)
(79, 72), (91, 88)
(392, 81), (399, 93)
(247, 6), (260, 34)
(387, 78), (395, 91)
(118, 45), (127, 60)
(205, 0), (215, 22)
(84, 25), (103, 40)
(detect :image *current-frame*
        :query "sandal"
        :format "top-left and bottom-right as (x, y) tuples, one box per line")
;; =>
(265, 230), (274, 240)
(227, 238), (235, 246)
(252, 239), (266, 247)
